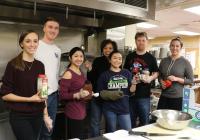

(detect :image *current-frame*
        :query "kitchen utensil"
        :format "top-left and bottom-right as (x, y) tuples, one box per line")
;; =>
(151, 109), (192, 130)
(129, 130), (176, 136)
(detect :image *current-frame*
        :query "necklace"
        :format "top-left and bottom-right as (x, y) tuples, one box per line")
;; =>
(24, 61), (34, 70)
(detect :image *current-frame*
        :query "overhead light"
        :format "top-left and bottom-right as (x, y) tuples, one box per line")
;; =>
(173, 30), (200, 36)
(136, 22), (158, 29)
(184, 5), (200, 15)
(148, 37), (155, 40)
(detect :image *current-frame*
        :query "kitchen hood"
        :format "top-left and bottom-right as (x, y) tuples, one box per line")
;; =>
(0, 0), (156, 29)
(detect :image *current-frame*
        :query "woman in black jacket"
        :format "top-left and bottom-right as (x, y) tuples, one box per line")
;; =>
(85, 39), (117, 137)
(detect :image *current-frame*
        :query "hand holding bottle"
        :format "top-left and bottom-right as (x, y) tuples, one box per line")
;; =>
(29, 92), (45, 102)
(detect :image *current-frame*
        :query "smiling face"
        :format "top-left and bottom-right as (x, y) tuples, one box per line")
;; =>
(20, 32), (39, 55)
(170, 40), (182, 57)
(43, 21), (59, 41)
(70, 51), (84, 67)
(103, 43), (114, 57)
(110, 52), (123, 69)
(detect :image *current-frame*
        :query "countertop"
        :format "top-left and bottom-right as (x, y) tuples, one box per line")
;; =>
(132, 122), (200, 140)
(87, 121), (200, 140)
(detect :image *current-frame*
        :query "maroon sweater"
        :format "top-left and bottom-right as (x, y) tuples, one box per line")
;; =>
(0, 59), (45, 114)
(59, 69), (86, 120)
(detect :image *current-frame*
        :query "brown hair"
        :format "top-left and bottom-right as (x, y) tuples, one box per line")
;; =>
(135, 32), (148, 40)
(43, 17), (59, 26)
(170, 37), (183, 48)
(11, 30), (39, 71)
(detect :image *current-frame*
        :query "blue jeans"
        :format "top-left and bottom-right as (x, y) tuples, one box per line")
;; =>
(129, 97), (150, 128)
(39, 91), (58, 140)
(90, 99), (103, 137)
(103, 110), (131, 133)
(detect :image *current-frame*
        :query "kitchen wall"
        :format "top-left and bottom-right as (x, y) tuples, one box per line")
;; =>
(0, 23), (84, 79)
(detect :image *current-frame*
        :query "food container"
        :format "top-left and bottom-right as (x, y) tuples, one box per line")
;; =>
(37, 74), (48, 99)
(151, 109), (192, 130)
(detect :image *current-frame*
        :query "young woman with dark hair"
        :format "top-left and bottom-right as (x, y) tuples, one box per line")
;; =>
(0, 30), (52, 140)
(85, 39), (118, 137)
(59, 47), (90, 139)
(97, 50), (135, 132)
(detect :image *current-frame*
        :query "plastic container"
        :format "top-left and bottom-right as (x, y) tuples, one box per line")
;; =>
(37, 74), (48, 99)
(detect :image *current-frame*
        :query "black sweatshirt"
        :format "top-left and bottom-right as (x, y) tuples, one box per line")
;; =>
(87, 56), (110, 93)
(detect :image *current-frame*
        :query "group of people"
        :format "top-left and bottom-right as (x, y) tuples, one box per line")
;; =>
(0, 17), (60, 140)
(0, 16), (194, 140)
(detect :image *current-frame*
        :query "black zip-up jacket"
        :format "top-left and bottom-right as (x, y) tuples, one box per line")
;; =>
(87, 56), (110, 93)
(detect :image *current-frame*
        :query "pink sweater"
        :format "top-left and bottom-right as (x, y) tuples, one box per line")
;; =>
(59, 69), (86, 120)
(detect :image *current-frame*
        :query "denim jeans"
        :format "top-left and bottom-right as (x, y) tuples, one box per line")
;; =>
(103, 110), (131, 133)
(90, 99), (103, 137)
(39, 91), (58, 140)
(129, 97), (150, 128)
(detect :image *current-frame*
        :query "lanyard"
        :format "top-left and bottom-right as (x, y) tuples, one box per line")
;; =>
(166, 59), (175, 76)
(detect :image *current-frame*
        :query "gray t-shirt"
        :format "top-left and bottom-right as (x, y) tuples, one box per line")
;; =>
(159, 56), (193, 98)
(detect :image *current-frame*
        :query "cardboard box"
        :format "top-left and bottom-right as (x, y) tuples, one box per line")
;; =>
(182, 86), (200, 122)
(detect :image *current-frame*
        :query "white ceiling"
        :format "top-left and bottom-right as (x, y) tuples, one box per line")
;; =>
(108, 0), (200, 39)
(141, 0), (200, 37)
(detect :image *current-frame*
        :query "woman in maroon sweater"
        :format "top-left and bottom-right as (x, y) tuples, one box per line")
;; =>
(59, 47), (90, 139)
(0, 30), (52, 140)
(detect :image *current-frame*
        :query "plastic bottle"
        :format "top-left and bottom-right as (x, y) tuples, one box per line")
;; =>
(37, 74), (48, 99)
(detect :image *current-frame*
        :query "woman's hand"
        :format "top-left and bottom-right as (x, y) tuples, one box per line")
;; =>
(44, 115), (53, 132)
(73, 89), (90, 100)
(79, 89), (90, 98)
(167, 75), (178, 82)
(28, 92), (45, 102)
(84, 60), (92, 71)
(160, 79), (167, 89)
(73, 92), (81, 100)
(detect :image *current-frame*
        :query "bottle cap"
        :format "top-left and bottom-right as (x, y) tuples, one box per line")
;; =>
(38, 74), (46, 78)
